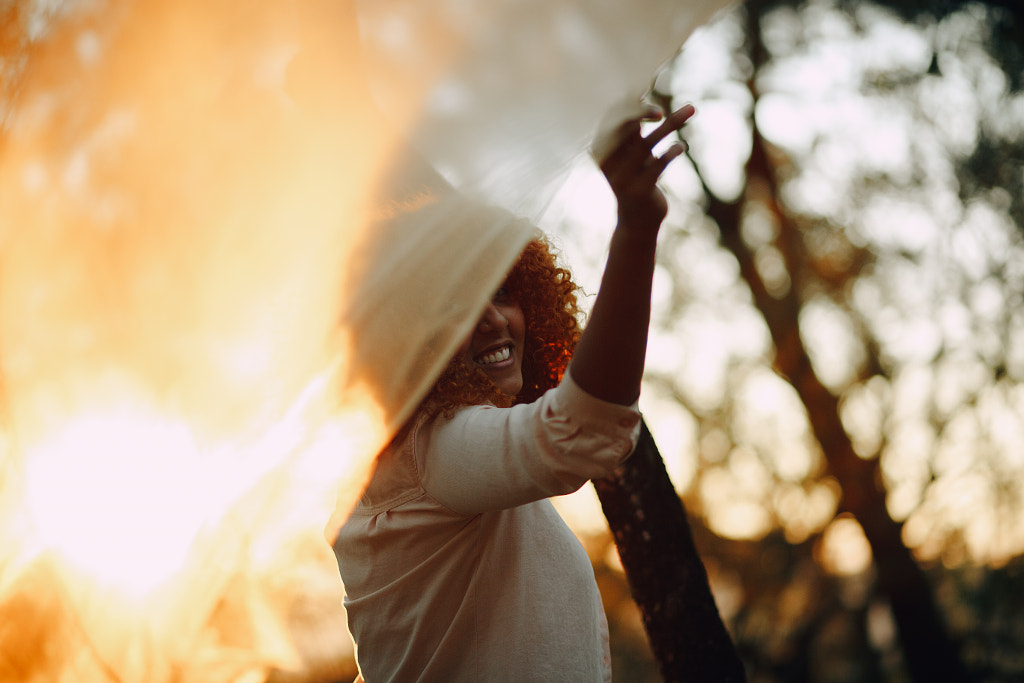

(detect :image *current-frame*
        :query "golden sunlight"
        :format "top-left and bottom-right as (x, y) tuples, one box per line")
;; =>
(817, 514), (873, 576)
(23, 408), (211, 600)
(0, 1), (399, 679)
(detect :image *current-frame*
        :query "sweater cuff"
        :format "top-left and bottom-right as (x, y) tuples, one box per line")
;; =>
(559, 370), (642, 436)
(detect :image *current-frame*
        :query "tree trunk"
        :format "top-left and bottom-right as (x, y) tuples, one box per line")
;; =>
(711, 173), (970, 683)
(594, 420), (746, 683)
(697, 7), (972, 680)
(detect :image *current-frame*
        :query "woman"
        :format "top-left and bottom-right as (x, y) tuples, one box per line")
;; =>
(334, 104), (695, 682)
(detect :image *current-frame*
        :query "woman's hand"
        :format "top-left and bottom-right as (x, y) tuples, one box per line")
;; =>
(598, 104), (694, 231)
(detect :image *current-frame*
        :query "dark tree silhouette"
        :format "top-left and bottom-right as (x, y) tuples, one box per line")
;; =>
(595, 421), (747, 683)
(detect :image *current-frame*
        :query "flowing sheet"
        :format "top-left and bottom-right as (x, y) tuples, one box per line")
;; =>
(0, 0), (732, 680)
(357, 0), (731, 214)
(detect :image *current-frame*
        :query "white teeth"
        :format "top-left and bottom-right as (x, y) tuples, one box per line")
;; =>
(477, 345), (511, 366)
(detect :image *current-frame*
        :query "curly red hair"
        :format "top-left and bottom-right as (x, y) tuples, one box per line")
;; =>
(420, 236), (581, 417)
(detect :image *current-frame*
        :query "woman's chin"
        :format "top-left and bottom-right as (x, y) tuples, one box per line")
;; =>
(486, 372), (523, 397)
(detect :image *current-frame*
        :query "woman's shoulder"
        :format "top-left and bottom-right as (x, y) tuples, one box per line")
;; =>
(348, 412), (435, 515)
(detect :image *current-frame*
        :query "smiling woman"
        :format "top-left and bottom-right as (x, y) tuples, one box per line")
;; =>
(333, 105), (695, 682)
(458, 286), (528, 397)
(420, 237), (581, 415)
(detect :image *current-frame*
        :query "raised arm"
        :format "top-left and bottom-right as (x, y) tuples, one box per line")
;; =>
(567, 104), (694, 405)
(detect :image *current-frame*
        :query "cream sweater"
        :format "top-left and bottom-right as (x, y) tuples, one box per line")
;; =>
(333, 372), (641, 682)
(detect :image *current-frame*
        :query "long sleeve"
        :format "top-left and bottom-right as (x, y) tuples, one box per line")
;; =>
(417, 371), (641, 515)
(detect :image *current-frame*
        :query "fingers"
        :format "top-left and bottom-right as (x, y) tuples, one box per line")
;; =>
(641, 104), (695, 153)
(610, 103), (666, 141)
(600, 104), (694, 182)
(639, 141), (687, 184)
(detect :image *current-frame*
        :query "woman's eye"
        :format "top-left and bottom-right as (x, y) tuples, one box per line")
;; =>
(493, 287), (510, 302)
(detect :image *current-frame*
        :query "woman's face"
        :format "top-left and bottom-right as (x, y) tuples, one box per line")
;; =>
(457, 287), (526, 397)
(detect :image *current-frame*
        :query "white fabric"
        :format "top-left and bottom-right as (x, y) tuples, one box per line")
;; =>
(335, 373), (642, 682)
(356, 0), (735, 215)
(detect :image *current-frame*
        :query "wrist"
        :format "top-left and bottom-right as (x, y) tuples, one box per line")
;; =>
(612, 216), (661, 248)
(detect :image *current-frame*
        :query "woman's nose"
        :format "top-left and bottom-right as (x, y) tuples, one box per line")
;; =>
(477, 303), (508, 333)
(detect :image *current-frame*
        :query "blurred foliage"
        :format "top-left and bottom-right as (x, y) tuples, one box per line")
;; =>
(569, 0), (1024, 680)
(587, 523), (1024, 683)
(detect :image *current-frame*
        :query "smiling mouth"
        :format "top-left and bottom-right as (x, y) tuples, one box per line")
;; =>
(475, 344), (512, 366)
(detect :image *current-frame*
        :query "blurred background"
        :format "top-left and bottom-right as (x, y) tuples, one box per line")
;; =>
(3, 0), (1023, 681)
